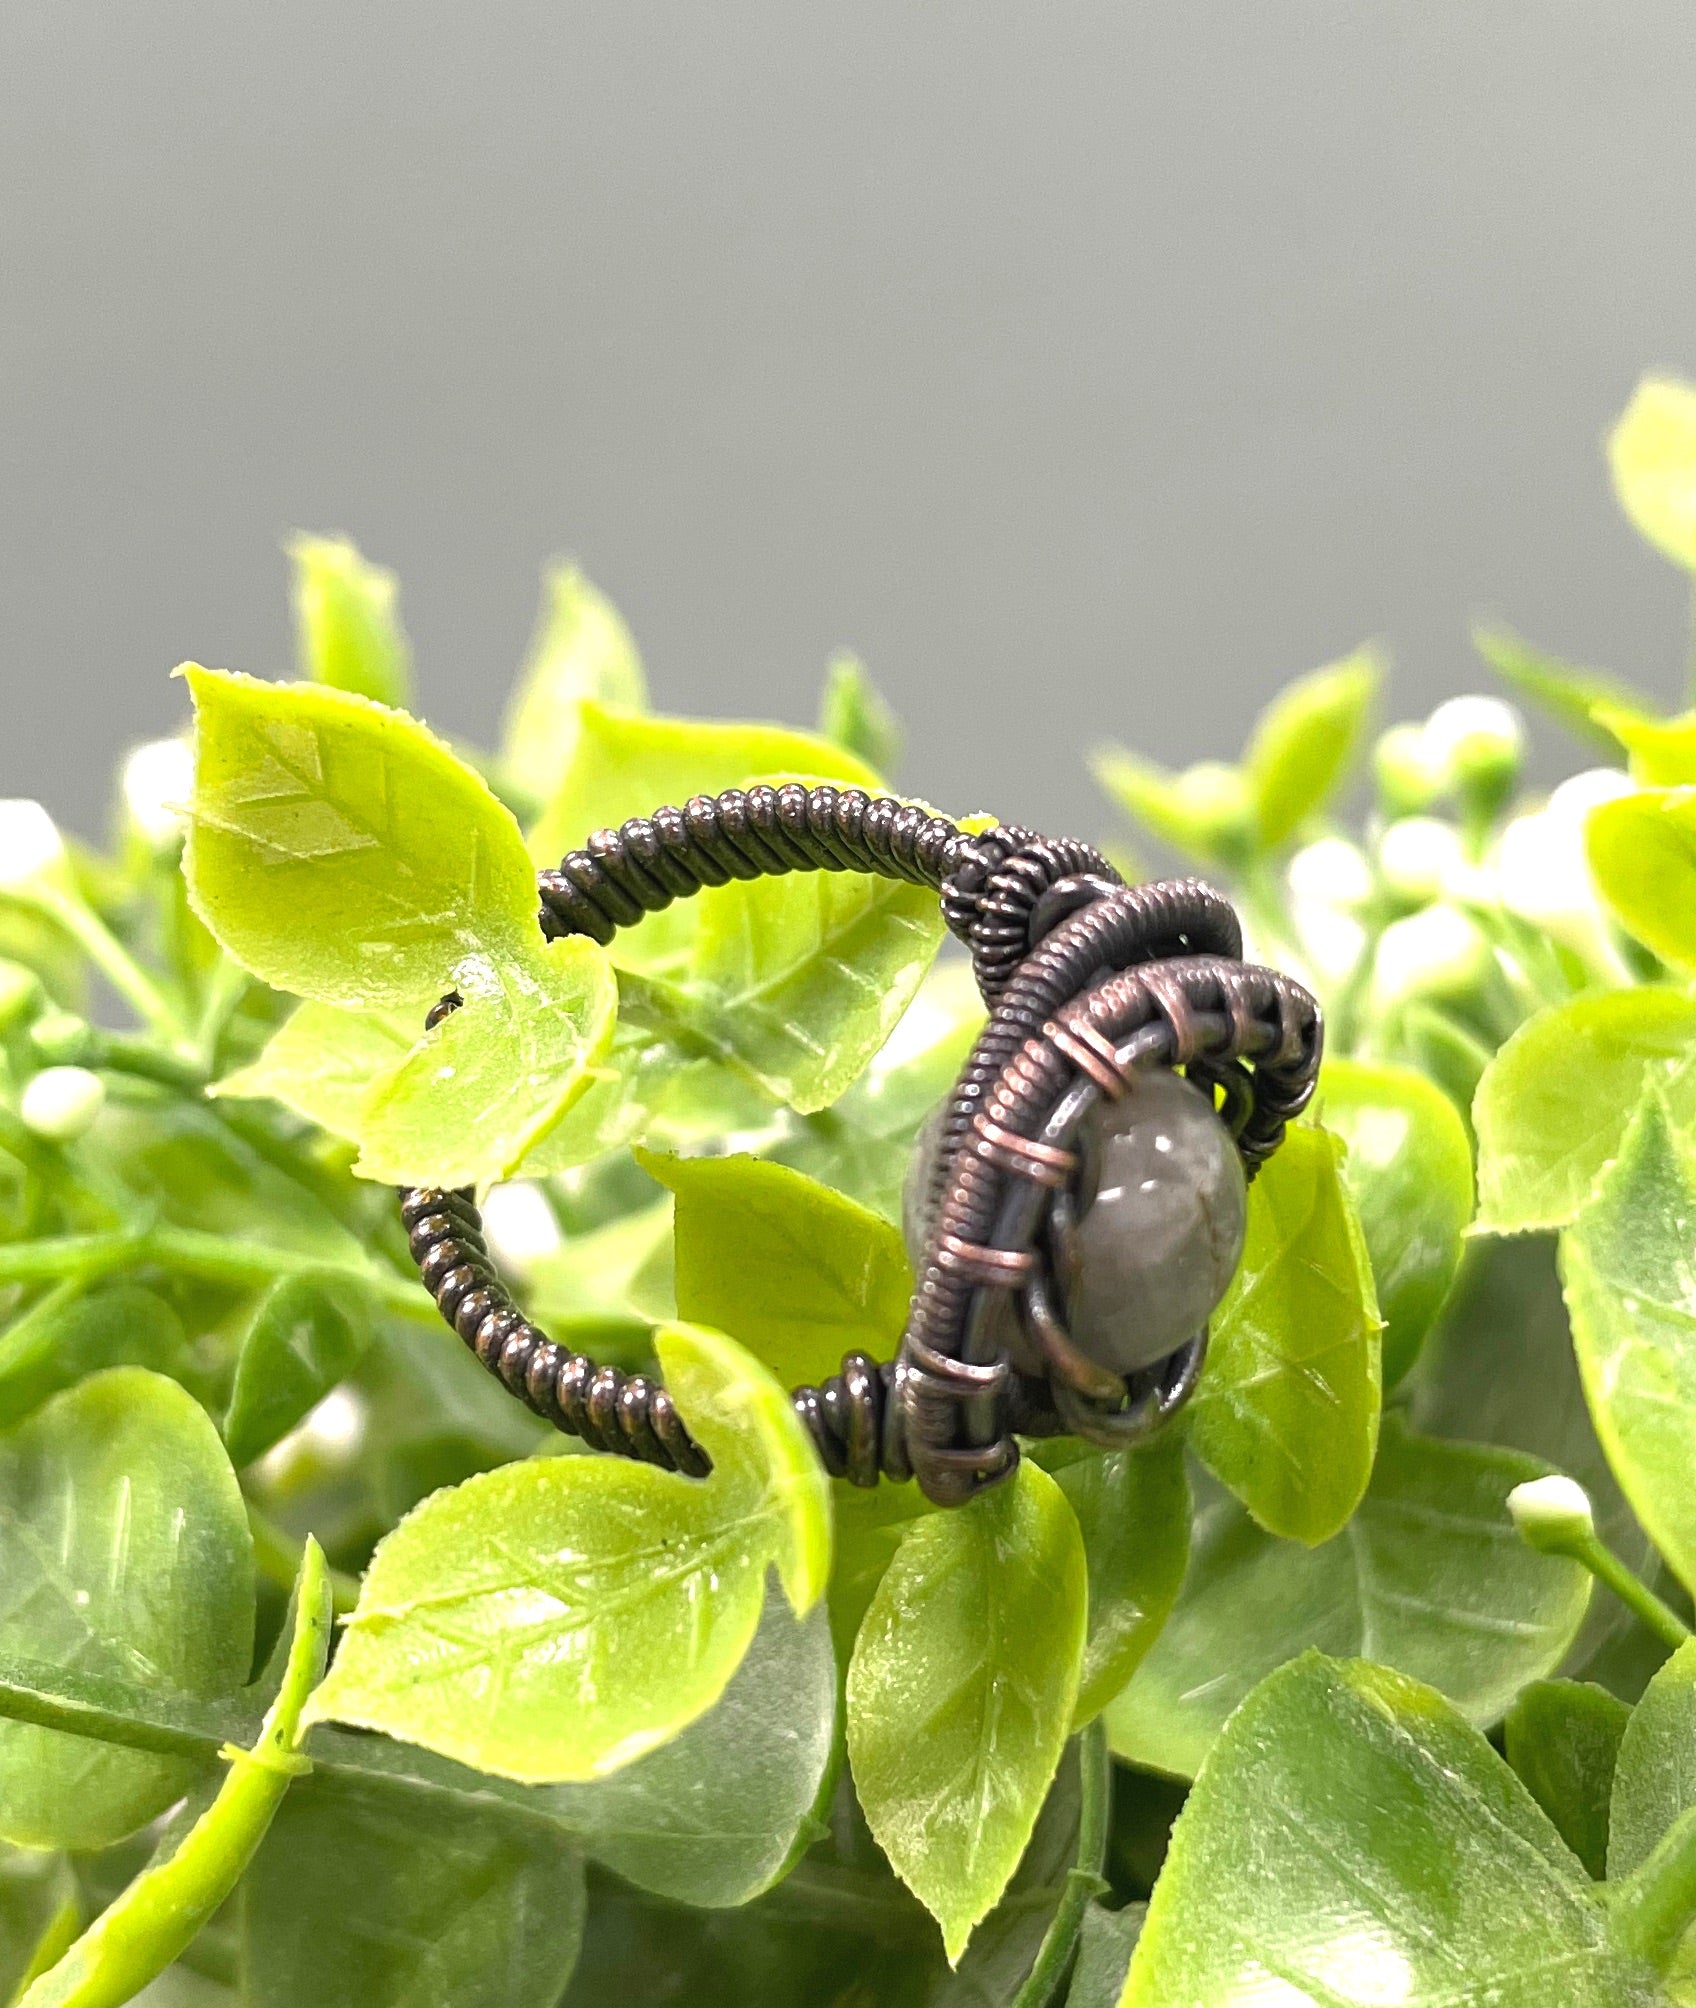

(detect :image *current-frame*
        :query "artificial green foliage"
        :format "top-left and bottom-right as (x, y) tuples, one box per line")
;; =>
(1184, 1123), (1381, 1544)
(17, 402), (1696, 2001)
(846, 1460), (1088, 1964)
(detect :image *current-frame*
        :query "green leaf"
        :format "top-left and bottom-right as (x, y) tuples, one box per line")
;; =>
(517, 980), (775, 1176)
(287, 535), (413, 709)
(523, 1198), (674, 1353)
(769, 957), (985, 1222)
(303, 1324), (831, 1782)
(528, 702), (883, 868)
(1320, 1056), (1473, 1386)
(539, 1588), (835, 1906)
(223, 1274), (374, 1466)
(0, 1850), (79, 2006)
(212, 1001), (414, 1142)
(1089, 751), (1253, 871)
(1066, 1903), (1144, 2008)
(1039, 1436), (1191, 1727)
(19, 1544), (331, 2008)
(0, 1369), (253, 1850)
(1185, 1124), (1381, 1545)
(1107, 1418), (1592, 1779)
(656, 861), (947, 1112)
(1243, 648), (1380, 847)
(1610, 374), (1696, 572)
(1564, 1091), (1696, 1597)
(1406, 1232), (1657, 1683)
(183, 667), (538, 1008)
(1599, 707), (1696, 786)
(1124, 1653), (1645, 2007)
(827, 1478), (936, 1667)
(351, 934), (618, 1186)
(0, 1576), (831, 1917)
(1473, 623), (1650, 756)
(92, 1097), (376, 1270)
(846, 1460), (1087, 1963)
(1609, 1638), (1696, 1878)
(1505, 1679), (1631, 1880)
(561, 1734), (1100, 2007)
(643, 1152), (911, 1388)
(1474, 989), (1696, 1234)
(243, 1773), (584, 2008)
(1587, 787), (1696, 972)
(501, 563), (646, 802)
(0, 1285), (190, 1432)
(818, 653), (901, 779)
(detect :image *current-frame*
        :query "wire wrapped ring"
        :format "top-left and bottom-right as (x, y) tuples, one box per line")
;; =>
(399, 785), (1322, 1506)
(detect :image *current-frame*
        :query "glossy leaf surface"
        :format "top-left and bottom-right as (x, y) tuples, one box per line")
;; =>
(1320, 1056), (1473, 1385)
(846, 1460), (1087, 1963)
(0, 1370), (253, 1850)
(1186, 1124), (1381, 1545)
(661, 865), (946, 1112)
(1564, 1092), (1696, 1596)
(304, 1325), (831, 1782)
(352, 934), (618, 1186)
(213, 1000), (413, 1141)
(1124, 1653), (1648, 2007)
(1609, 1638), (1696, 1878)
(1587, 787), (1696, 972)
(184, 668), (538, 1007)
(1505, 1679), (1630, 1880)
(222, 1273), (374, 1466)
(1474, 989), (1696, 1233)
(646, 1151), (911, 1388)
(1041, 1436), (1190, 1727)
(1108, 1420), (1591, 1779)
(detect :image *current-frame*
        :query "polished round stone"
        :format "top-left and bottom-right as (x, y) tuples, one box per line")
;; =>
(1066, 1069), (1247, 1377)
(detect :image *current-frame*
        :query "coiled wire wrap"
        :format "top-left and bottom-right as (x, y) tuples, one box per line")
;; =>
(400, 783), (1322, 1506)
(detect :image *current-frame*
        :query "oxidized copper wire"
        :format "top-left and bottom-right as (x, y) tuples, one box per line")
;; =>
(400, 784), (1322, 1507)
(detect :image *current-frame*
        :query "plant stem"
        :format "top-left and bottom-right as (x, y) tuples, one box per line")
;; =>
(246, 1502), (361, 1616)
(39, 891), (188, 1047)
(1610, 1802), (1696, 1974)
(0, 1651), (252, 1762)
(0, 1227), (432, 1323)
(1574, 1532), (1692, 1652)
(1011, 1720), (1112, 2008)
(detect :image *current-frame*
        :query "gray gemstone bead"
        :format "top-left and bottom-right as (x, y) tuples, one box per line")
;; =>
(1066, 1069), (1246, 1377)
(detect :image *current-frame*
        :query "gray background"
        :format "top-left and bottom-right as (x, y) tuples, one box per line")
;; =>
(4, 2), (1696, 843)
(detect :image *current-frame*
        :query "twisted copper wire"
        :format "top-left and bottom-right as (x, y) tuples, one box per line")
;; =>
(399, 784), (1322, 1506)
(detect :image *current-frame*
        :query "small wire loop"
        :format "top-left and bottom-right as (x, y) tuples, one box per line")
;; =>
(1046, 1018), (1129, 1098)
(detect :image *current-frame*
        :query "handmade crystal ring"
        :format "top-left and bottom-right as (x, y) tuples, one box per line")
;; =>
(400, 787), (1323, 1508)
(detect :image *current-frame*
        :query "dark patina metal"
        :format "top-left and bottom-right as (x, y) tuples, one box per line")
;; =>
(400, 784), (1322, 1506)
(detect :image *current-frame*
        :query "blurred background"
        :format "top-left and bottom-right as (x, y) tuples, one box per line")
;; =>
(4, 1), (1696, 840)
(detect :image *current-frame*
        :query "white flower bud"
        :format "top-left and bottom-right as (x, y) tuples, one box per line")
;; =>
(1507, 1474), (1595, 1552)
(0, 801), (73, 900)
(19, 1065), (106, 1142)
(121, 737), (194, 849)
(1493, 768), (1635, 979)
(1423, 695), (1525, 780)
(1374, 723), (1446, 816)
(1288, 837), (1373, 913)
(1376, 817), (1466, 905)
(1370, 903), (1492, 1013)
(481, 1180), (562, 1277)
